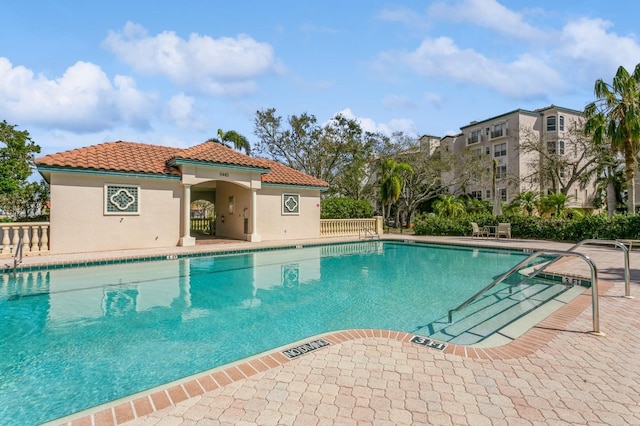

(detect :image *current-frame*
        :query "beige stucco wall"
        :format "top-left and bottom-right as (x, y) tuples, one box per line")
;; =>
(256, 187), (321, 240)
(49, 172), (182, 254)
(214, 181), (252, 240)
(214, 182), (322, 241)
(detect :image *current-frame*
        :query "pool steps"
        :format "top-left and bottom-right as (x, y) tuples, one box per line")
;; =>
(417, 277), (573, 344)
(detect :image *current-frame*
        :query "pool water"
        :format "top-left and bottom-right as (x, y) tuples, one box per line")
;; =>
(1, 242), (534, 424)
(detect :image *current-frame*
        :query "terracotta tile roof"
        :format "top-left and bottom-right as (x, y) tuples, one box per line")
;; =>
(35, 141), (183, 176)
(175, 141), (267, 169)
(36, 140), (329, 188)
(257, 159), (329, 188)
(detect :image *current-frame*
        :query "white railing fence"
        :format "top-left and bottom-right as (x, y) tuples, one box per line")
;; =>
(320, 217), (383, 238)
(0, 222), (50, 257)
(191, 218), (215, 235)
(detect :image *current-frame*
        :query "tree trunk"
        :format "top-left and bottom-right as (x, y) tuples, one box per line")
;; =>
(625, 143), (636, 214)
(607, 178), (616, 217)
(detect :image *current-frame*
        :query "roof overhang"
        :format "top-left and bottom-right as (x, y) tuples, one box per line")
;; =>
(262, 182), (329, 191)
(168, 158), (271, 174)
(36, 165), (181, 182)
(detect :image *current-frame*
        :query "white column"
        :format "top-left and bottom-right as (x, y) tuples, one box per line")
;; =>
(248, 188), (261, 242)
(179, 184), (196, 246)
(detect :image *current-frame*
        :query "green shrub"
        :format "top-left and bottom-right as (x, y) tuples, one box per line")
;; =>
(413, 212), (640, 241)
(320, 197), (374, 219)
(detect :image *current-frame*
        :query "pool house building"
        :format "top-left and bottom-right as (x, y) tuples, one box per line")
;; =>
(34, 141), (330, 254)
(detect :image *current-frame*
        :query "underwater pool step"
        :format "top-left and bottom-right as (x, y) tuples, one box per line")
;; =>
(418, 280), (571, 344)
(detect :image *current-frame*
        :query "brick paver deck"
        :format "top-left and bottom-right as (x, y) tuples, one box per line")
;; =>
(38, 236), (640, 425)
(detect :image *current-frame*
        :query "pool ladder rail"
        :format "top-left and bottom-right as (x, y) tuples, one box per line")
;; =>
(448, 239), (632, 336)
(359, 226), (380, 240)
(12, 233), (23, 273)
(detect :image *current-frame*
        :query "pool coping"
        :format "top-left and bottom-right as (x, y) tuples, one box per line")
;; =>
(50, 279), (611, 426)
(4, 237), (554, 274)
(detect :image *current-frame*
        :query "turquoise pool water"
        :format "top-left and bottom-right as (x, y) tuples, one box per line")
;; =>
(1, 241), (535, 425)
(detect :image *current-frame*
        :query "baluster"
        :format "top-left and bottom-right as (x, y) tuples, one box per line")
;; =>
(11, 226), (19, 255)
(31, 226), (40, 252)
(21, 225), (31, 253)
(1, 226), (9, 254)
(40, 225), (49, 252)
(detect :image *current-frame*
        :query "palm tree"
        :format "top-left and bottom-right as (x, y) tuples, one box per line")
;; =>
(540, 193), (573, 217)
(584, 64), (640, 214)
(379, 158), (413, 224)
(208, 128), (251, 155)
(512, 191), (540, 216)
(432, 195), (466, 218)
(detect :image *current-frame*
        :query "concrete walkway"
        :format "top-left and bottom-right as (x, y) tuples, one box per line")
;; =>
(40, 236), (640, 425)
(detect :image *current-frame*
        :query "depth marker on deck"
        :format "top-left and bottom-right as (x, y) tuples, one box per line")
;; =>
(282, 338), (331, 359)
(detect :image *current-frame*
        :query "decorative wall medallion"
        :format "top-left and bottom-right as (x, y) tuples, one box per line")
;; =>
(105, 185), (140, 214)
(282, 193), (299, 215)
(110, 189), (136, 210)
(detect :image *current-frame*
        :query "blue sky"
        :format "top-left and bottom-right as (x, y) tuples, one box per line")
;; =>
(1, 0), (639, 156)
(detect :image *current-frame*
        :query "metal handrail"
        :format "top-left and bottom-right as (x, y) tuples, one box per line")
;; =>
(359, 226), (379, 240)
(448, 249), (603, 335)
(528, 239), (631, 298)
(13, 233), (24, 272)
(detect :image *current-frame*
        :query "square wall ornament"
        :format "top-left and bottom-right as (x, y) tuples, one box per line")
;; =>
(282, 193), (300, 215)
(104, 184), (140, 215)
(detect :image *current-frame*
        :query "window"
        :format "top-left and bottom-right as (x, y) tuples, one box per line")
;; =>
(547, 140), (565, 155)
(496, 165), (507, 179)
(486, 190), (491, 199)
(468, 129), (481, 144)
(282, 193), (300, 215)
(470, 191), (482, 200)
(485, 146), (491, 155)
(473, 147), (482, 157)
(499, 188), (507, 202)
(494, 142), (506, 157)
(559, 115), (565, 131)
(547, 116), (556, 132)
(104, 184), (140, 215)
(491, 122), (507, 138)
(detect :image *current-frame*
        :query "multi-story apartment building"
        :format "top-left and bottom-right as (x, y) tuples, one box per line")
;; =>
(443, 105), (594, 209)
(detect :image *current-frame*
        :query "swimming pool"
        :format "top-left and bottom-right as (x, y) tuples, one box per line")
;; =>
(1, 241), (551, 424)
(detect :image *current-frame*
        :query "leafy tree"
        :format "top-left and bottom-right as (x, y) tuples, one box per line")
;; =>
(519, 121), (605, 196)
(379, 158), (413, 223)
(432, 194), (466, 218)
(379, 135), (490, 225)
(253, 108), (378, 197)
(208, 128), (251, 155)
(320, 197), (374, 219)
(0, 179), (49, 220)
(0, 120), (41, 196)
(584, 64), (640, 214)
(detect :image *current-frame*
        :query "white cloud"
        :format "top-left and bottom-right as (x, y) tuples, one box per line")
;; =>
(378, 7), (430, 31)
(0, 58), (156, 132)
(379, 36), (564, 99)
(164, 93), (206, 130)
(337, 108), (416, 135)
(103, 22), (282, 96)
(428, 0), (547, 42)
(557, 17), (640, 79)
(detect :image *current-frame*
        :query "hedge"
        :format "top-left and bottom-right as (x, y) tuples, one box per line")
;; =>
(413, 212), (640, 242)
